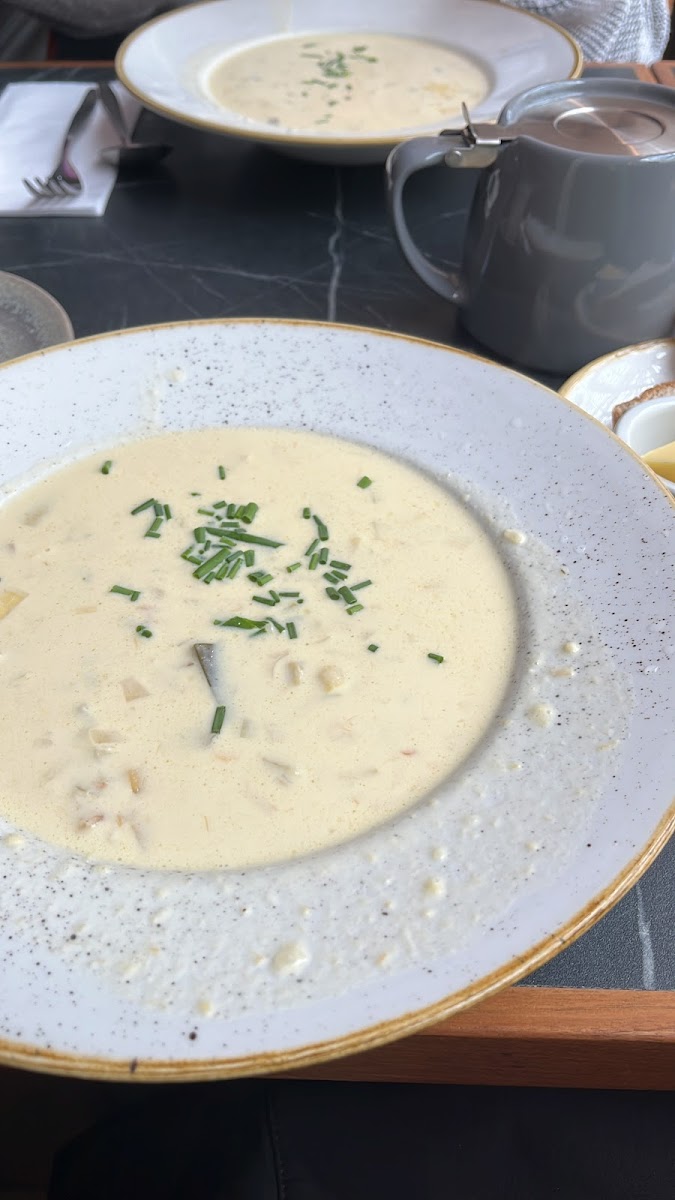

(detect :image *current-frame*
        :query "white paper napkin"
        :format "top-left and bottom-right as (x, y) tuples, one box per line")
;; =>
(0, 81), (142, 217)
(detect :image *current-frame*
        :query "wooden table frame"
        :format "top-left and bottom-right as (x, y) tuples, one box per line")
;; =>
(281, 988), (675, 1089)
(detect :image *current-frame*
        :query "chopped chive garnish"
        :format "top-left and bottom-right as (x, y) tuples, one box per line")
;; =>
(324, 572), (339, 584)
(110, 585), (139, 600)
(330, 560), (351, 571)
(181, 546), (196, 560)
(269, 590), (280, 603)
(193, 547), (231, 578)
(249, 571), (273, 586)
(338, 586), (357, 605)
(287, 562), (302, 573)
(252, 595), (276, 606)
(227, 559), (243, 579)
(357, 476), (373, 489)
(135, 624), (153, 638)
(218, 465), (226, 480)
(287, 621), (297, 640)
(215, 563), (229, 580)
(227, 504), (237, 519)
(229, 531), (283, 548)
(305, 538), (319, 556)
(145, 517), (163, 538)
(368, 643), (379, 652)
(250, 627), (267, 637)
(204, 526), (233, 538)
(131, 498), (155, 515)
(268, 617), (284, 633)
(101, 460), (112, 475)
(190, 491), (201, 497)
(214, 616), (265, 629)
(313, 516), (329, 540)
(302, 507), (311, 519)
(332, 570), (348, 581)
(319, 547), (329, 565)
(278, 591), (300, 598)
(213, 500), (227, 510)
(185, 555), (201, 565)
(308, 553), (320, 571)
(351, 580), (372, 591)
(427, 653), (444, 664)
(241, 502), (258, 525)
(211, 705), (226, 735)
(346, 604), (364, 615)
(244, 550), (255, 567)
(164, 504), (172, 520)
(325, 586), (341, 600)
(195, 527), (207, 543)
(198, 508), (214, 517)
(153, 501), (164, 517)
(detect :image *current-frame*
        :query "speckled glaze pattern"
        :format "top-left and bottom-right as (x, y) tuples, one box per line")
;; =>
(0, 319), (673, 1081)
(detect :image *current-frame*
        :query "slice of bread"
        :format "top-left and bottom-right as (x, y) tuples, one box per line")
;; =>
(612, 380), (675, 427)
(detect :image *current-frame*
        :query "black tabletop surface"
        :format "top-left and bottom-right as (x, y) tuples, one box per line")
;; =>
(1, 65), (673, 994)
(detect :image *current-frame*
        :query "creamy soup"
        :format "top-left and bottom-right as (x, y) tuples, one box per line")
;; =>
(205, 32), (489, 134)
(0, 429), (517, 871)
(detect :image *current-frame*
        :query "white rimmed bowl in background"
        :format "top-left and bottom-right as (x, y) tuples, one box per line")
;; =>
(116, 0), (580, 165)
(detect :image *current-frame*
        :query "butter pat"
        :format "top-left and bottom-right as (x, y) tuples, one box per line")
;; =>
(642, 440), (675, 483)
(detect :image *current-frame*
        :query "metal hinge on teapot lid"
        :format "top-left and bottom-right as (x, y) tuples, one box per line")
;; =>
(439, 103), (516, 168)
(446, 81), (675, 159)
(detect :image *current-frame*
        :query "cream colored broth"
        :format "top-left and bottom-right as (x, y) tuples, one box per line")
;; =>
(205, 32), (488, 134)
(0, 429), (516, 871)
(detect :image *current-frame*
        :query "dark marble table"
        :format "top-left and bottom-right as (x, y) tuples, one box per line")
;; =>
(1, 65), (674, 1013)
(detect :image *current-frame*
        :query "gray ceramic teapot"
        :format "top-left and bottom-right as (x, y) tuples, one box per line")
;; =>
(387, 80), (675, 375)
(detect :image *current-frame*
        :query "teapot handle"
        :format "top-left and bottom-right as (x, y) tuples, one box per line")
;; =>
(386, 135), (499, 304)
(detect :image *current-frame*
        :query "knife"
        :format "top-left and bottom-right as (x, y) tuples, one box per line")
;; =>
(60, 88), (98, 152)
(48, 87), (98, 191)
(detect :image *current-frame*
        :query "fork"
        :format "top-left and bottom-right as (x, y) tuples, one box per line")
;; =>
(23, 88), (98, 199)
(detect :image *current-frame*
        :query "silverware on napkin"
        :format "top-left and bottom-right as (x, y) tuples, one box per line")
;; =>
(23, 87), (98, 199)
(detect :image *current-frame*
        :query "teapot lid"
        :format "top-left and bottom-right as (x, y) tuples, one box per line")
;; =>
(498, 79), (675, 158)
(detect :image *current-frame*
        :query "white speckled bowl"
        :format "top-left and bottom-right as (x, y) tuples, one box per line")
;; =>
(116, 0), (580, 165)
(0, 319), (673, 1081)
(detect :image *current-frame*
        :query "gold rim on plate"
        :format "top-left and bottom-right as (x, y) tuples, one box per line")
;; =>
(115, 0), (582, 150)
(560, 337), (675, 400)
